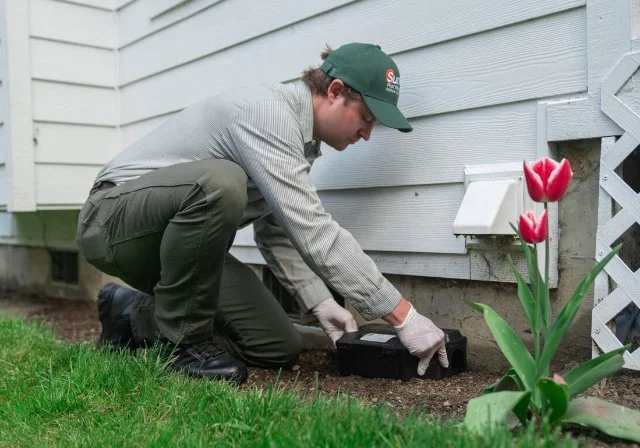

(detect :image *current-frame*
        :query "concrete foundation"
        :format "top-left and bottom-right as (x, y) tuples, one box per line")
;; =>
(0, 138), (621, 371)
(0, 245), (124, 302)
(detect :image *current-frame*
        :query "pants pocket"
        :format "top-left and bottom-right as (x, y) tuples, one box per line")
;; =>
(77, 222), (123, 277)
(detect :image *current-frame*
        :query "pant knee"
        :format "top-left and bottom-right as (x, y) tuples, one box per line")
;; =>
(272, 332), (303, 369)
(197, 161), (248, 226)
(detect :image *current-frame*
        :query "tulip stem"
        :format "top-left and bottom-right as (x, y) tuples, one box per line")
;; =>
(542, 202), (550, 377)
(544, 202), (550, 324)
(533, 246), (541, 363)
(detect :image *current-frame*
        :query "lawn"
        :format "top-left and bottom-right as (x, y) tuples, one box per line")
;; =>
(0, 318), (583, 447)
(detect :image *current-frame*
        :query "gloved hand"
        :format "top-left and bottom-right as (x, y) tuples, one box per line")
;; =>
(312, 298), (358, 346)
(394, 305), (449, 376)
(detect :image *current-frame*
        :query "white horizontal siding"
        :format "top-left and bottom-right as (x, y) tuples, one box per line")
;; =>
(56, 0), (114, 11)
(118, 0), (220, 46)
(34, 122), (119, 165)
(118, 0), (355, 84)
(311, 101), (538, 190)
(115, 0), (135, 10)
(32, 81), (118, 126)
(398, 9), (586, 118)
(30, 0), (116, 49)
(35, 164), (99, 206)
(30, 38), (116, 87)
(148, 0), (191, 20)
(120, 7), (586, 125)
(235, 183), (466, 255)
(119, 0), (583, 86)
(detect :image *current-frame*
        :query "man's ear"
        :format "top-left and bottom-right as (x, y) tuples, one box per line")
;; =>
(327, 79), (345, 103)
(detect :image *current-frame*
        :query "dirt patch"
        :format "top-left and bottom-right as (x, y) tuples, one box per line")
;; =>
(1, 290), (639, 446)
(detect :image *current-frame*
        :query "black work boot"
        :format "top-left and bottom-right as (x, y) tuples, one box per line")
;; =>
(97, 283), (139, 350)
(161, 338), (248, 384)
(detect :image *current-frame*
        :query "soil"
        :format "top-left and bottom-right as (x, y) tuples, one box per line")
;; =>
(1, 290), (639, 447)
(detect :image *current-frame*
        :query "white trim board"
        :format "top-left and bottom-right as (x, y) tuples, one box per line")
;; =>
(5, 0), (36, 211)
(543, 0), (633, 142)
(229, 246), (545, 285)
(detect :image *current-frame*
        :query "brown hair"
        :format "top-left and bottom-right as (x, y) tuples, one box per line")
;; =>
(302, 45), (362, 102)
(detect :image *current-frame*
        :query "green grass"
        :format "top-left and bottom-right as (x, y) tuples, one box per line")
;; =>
(0, 319), (582, 447)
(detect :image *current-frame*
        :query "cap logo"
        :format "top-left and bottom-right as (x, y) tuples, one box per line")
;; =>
(385, 68), (400, 96)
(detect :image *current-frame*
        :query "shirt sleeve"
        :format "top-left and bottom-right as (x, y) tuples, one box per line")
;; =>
(227, 100), (401, 320)
(254, 213), (333, 312)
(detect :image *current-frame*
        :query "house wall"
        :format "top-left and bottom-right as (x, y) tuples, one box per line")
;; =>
(116, 0), (588, 284)
(0, 0), (637, 368)
(350, 139), (603, 369)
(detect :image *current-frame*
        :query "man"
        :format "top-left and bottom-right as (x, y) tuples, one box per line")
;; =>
(77, 43), (449, 384)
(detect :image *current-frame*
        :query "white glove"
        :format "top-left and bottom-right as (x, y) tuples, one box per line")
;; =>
(394, 305), (449, 376)
(312, 298), (358, 346)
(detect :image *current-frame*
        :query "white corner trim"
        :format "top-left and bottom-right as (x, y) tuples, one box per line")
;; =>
(5, 0), (36, 211)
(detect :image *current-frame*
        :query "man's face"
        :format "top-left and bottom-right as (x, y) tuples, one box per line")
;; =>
(322, 82), (376, 151)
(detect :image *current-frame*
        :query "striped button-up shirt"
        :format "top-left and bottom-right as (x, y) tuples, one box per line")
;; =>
(95, 81), (401, 320)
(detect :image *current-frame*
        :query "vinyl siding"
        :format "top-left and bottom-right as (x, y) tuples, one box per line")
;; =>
(29, 0), (118, 208)
(111, 0), (589, 281)
(3, 0), (617, 282)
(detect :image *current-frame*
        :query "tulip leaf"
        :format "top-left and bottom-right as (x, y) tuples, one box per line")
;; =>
(563, 397), (640, 443)
(537, 377), (570, 423)
(510, 223), (549, 331)
(464, 391), (531, 432)
(538, 246), (621, 375)
(563, 346), (627, 397)
(483, 368), (525, 395)
(509, 256), (539, 334)
(466, 301), (536, 391)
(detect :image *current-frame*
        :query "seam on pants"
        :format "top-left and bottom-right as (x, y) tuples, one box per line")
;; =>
(182, 184), (214, 339)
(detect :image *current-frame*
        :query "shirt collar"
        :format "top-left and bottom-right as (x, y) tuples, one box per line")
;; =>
(281, 82), (314, 143)
(280, 81), (322, 159)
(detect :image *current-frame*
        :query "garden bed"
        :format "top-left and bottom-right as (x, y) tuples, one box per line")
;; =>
(1, 290), (639, 447)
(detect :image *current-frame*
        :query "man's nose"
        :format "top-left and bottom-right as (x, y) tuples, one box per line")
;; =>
(359, 123), (373, 141)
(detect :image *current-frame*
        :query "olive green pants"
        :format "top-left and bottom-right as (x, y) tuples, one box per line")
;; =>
(77, 160), (301, 368)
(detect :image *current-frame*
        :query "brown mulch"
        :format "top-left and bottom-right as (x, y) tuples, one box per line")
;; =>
(1, 290), (639, 446)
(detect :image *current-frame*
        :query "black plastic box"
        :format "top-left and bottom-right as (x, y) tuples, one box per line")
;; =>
(336, 324), (467, 381)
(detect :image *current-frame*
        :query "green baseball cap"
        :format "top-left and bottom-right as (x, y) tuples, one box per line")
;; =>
(320, 43), (412, 133)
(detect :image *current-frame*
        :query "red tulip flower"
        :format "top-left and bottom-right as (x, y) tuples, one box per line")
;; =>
(519, 209), (548, 244)
(523, 157), (573, 202)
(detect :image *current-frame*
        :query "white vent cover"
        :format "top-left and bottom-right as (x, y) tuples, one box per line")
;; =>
(452, 163), (533, 236)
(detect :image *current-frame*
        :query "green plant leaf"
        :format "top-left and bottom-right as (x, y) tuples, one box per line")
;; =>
(464, 391), (531, 431)
(509, 257), (539, 334)
(483, 368), (524, 395)
(538, 246), (621, 375)
(563, 346), (627, 397)
(539, 274), (551, 337)
(466, 301), (537, 391)
(563, 397), (640, 443)
(510, 223), (549, 332)
(537, 377), (569, 423)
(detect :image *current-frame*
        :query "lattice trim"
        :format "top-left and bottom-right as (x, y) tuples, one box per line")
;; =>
(593, 51), (640, 370)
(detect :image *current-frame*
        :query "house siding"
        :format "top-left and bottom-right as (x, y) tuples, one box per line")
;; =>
(111, 0), (588, 282)
(3, 0), (635, 285)
(29, 0), (118, 208)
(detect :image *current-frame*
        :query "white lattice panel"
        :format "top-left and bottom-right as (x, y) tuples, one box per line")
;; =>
(592, 51), (640, 370)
